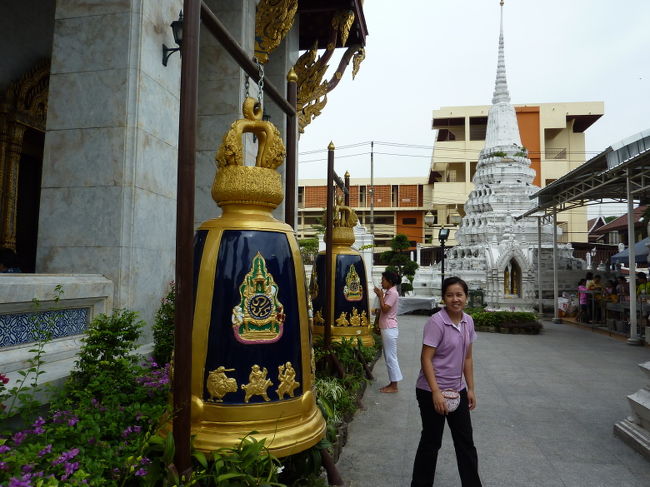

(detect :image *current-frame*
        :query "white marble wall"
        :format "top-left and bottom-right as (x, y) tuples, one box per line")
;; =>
(37, 0), (182, 331)
(196, 0), (299, 226)
(195, 0), (256, 226)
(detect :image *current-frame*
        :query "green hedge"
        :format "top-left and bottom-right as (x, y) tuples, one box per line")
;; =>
(467, 310), (542, 334)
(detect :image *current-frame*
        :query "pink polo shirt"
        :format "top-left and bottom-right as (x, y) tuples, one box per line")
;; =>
(378, 286), (398, 329)
(415, 308), (476, 392)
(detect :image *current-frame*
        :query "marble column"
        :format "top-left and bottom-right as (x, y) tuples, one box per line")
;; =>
(37, 0), (183, 330)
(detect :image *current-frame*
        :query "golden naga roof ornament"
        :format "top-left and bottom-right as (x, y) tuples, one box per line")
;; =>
(254, 0), (298, 64)
(212, 97), (286, 208)
(292, 10), (366, 133)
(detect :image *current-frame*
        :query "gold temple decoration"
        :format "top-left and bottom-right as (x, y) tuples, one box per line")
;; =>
(206, 366), (238, 403)
(349, 308), (361, 326)
(335, 311), (349, 326)
(343, 265), (363, 301)
(213, 97), (285, 208)
(293, 10), (366, 133)
(276, 361), (300, 399)
(361, 310), (370, 327)
(0, 60), (49, 250)
(241, 365), (273, 403)
(232, 251), (285, 344)
(313, 310), (325, 325)
(254, 0), (298, 64)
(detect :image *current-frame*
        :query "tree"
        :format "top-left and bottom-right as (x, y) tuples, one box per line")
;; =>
(298, 237), (319, 265)
(380, 234), (419, 296)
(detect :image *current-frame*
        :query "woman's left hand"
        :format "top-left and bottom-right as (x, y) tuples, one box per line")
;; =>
(467, 389), (477, 410)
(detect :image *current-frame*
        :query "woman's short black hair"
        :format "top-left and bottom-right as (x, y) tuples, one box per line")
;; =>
(442, 276), (468, 296)
(578, 278), (586, 286)
(381, 270), (400, 287)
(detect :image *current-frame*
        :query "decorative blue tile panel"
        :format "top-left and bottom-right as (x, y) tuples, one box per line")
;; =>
(0, 308), (90, 348)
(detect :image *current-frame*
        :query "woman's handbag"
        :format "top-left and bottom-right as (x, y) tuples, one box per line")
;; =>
(441, 389), (461, 412)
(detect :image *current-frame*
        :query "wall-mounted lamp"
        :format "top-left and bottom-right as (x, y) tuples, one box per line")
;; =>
(162, 11), (184, 66)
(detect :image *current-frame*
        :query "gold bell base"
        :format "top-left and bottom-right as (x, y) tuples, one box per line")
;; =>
(189, 391), (325, 457)
(313, 325), (375, 347)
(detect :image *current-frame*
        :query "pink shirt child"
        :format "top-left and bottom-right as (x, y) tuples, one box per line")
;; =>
(578, 285), (588, 305)
(378, 285), (399, 329)
(415, 308), (477, 392)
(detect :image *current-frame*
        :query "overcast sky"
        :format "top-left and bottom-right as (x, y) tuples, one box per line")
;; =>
(296, 0), (650, 217)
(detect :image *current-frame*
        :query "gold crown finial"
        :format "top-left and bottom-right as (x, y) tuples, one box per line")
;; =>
(344, 170), (350, 177)
(328, 141), (335, 150)
(500, 0), (504, 6)
(212, 97), (286, 209)
(287, 67), (298, 82)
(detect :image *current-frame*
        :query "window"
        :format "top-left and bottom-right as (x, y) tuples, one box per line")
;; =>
(607, 232), (620, 245)
(359, 186), (366, 207)
(298, 186), (304, 208)
(374, 215), (394, 225)
(469, 116), (488, 141)
(391, 185), (398, 207)
(303, 215), (321, 226)
(402, 217), (416, 225)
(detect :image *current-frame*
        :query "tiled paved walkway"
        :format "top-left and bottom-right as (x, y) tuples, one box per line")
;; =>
(336, 316), (650, 486)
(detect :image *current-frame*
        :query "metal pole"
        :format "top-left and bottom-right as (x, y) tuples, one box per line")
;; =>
(552, 208), (561, 323)
(344, 171), (350, 206)
(324, 143), (335, 347)
(199, 2), (295, 116)
(370, 141), (374, 235)
(284, 68), (298, 227)
(537, 216), (542, 315)
(626, 172), (641, 344)
(173, 0), (200, 475)
(440, 240), (445, 292)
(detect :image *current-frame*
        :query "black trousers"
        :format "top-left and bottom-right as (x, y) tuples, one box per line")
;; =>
(411, 388), (482, 487)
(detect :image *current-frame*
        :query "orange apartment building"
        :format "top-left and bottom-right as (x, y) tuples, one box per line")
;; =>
(297, 177), (430, 250)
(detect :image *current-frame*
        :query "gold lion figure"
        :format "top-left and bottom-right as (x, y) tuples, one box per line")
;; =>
(206, 366), (237, 402)
(241, 365), (273, 403)
(276, 362), (300, 399)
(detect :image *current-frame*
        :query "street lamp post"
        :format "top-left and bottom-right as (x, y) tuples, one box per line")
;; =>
(438, 227), (450, 292)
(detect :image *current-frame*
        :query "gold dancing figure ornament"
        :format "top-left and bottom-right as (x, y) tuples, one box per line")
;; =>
(335, 311), (349, 326)
(276, 362), (300, 399)
(206, 367), (238, 403)
(241, 365), (273, 403)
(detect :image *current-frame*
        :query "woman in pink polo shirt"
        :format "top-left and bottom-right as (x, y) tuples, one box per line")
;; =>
(411, 276), (482, 487)
(373, 270), (403, 393)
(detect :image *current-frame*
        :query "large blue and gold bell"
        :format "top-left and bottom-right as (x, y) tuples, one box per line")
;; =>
(190, 97), (325, 456)
(310, 198), (374, 347)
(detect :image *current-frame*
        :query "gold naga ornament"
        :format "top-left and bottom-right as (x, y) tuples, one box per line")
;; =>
(188, 94), (324, 456)
(293, 10), (366, 133)
(310, 189), (374, 346)
(254, 0), (298, 64)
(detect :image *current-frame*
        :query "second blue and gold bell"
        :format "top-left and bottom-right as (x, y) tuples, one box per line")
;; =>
(310, 196), (374, 346)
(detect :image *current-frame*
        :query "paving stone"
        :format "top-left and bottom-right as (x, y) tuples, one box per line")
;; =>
(335, 316), (650, 486)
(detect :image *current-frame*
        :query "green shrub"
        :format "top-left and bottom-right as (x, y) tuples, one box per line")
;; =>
(153, 282), (176, 365)
(468, 310), (542, 333)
